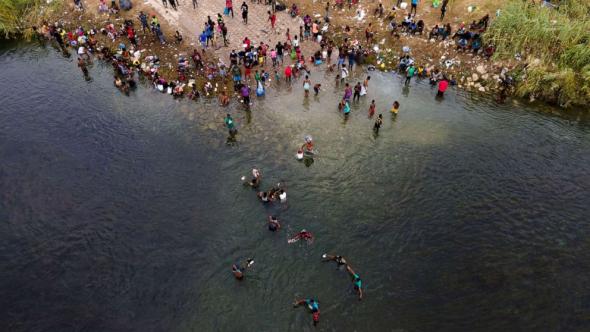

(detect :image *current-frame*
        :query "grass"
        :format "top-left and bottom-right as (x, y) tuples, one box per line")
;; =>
(0, 0), (62, 38)
(484, 0), (590, 108)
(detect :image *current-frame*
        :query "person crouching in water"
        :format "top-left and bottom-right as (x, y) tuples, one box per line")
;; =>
(232, 258), (254, 280)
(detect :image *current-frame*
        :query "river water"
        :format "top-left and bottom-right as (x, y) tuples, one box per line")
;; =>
(1, 42), (589, 332)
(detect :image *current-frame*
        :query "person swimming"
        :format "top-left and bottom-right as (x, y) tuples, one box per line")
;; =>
(346, 265), (363, 300)
(232, 258), (254, 280)
(268, 215), (280, 231)
(293, 298), (320, 325)
(322, 254), (348, 266)
(288, 229), (314, 244)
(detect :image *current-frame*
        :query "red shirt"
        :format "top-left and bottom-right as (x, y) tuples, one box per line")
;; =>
(226, 0), (232, 8)
(285, 66), (292, 76)
(438, 80), (449, 92)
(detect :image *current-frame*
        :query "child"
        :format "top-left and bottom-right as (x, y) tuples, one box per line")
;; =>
(391, 101), (400, 114)
(368, 99), (376, 117)
(313, 83), (321, 96)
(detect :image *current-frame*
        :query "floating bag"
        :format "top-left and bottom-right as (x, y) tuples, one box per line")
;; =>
(224, 7), (229, 15)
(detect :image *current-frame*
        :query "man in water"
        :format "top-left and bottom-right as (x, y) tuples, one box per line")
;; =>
(232, 258), (254, 280)
(374, 114), (383, 134)
(224, 114), (238, 141)
(322, 254), (347, 267)
(405, 64), (416, 85)
(240, 84), (251, 106)
(77, 57), (88, 76)
(313, 83), (321, 96)
(353, 82), (362, 102)
(346, 265), (363, 300)
(249, 168), (261, 188)
(268, 215), (280, 231)
(293, 298), (320, 325)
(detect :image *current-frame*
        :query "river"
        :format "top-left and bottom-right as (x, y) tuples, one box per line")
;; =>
(1, 42), (589, 332)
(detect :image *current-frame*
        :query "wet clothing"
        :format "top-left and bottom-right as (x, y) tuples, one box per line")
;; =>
(353, 274), (362, 289)
(306, 299), (319, 312)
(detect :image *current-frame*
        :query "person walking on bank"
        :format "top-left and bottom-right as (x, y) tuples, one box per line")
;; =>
(410, 0), (419, 16)
(226, 0), (234, 18)
(268, 11), (277, 31)
(241, 2), (249, 24)
(440, 0), (449, 20)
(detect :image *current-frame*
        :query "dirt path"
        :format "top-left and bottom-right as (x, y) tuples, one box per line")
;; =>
(145, 0), (317, 63)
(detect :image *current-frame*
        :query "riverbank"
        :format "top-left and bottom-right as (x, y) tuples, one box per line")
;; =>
(7, 0), (589, 109)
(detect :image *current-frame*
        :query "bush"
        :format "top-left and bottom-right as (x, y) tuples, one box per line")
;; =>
(484, 0), (590, 108)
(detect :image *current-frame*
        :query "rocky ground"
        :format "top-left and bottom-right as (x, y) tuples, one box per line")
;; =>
(48, 0), (514, 95)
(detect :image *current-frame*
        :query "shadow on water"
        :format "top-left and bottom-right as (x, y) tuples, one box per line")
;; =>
(1, 42), (590, 332)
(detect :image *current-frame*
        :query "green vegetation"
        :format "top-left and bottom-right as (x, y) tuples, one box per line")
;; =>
(485, 0), (590, 108)
(0, 0), (49, 38)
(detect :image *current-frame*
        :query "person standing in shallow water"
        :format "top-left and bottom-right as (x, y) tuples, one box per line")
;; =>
(368, 99), (376, 117)
(343, 83), (352, 102)
(77, 57), (88, 77)
(374, 114), (383, 134)
(303, 75), (311, 97)
(353, 82), (362, 102)
(405, 64), (415, 85)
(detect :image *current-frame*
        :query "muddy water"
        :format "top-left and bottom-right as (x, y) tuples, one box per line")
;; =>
(1, 42), (589, 332)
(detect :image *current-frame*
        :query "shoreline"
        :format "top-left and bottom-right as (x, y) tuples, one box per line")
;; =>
(13, 0), (587, 110)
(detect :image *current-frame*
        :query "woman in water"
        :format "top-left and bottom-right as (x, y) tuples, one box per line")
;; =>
(303, 75), (311, 97)
(368, 100), (376, 117)
(342, 100), (351, 119)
